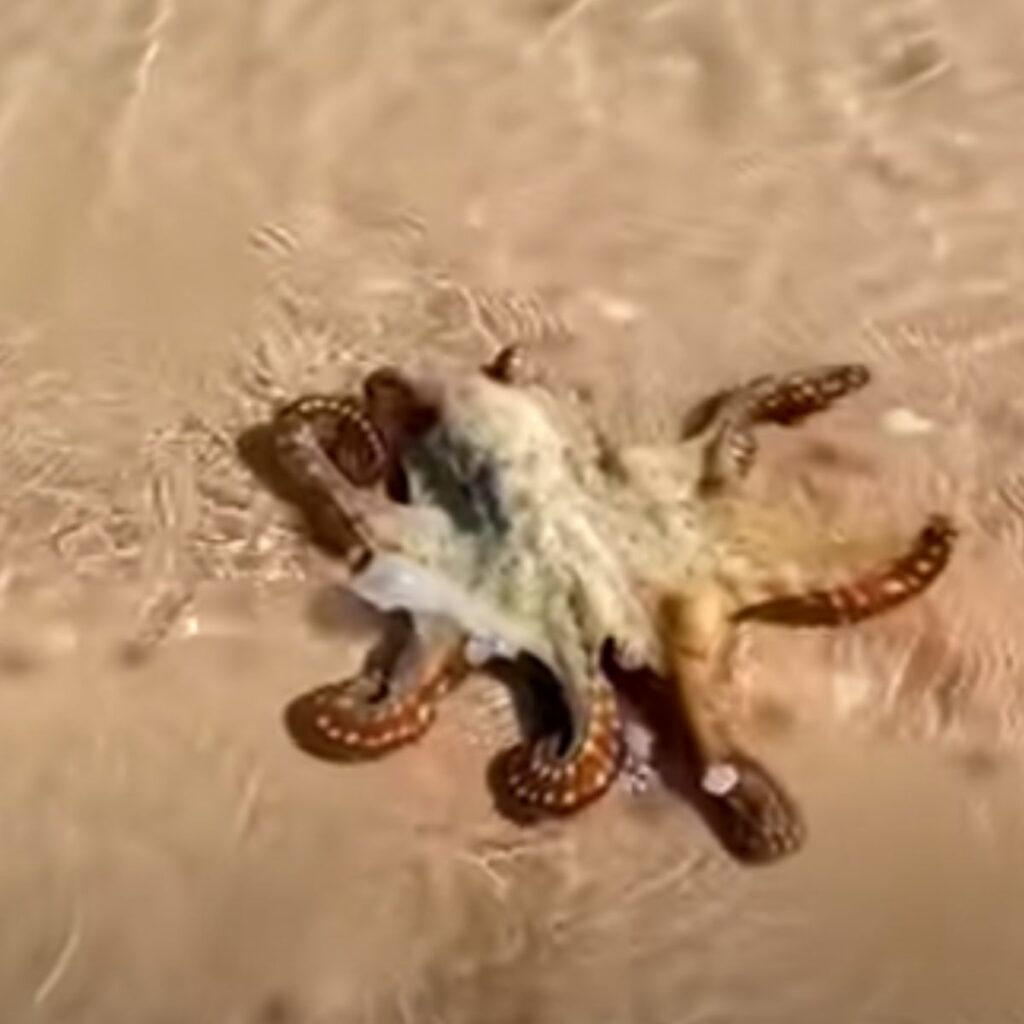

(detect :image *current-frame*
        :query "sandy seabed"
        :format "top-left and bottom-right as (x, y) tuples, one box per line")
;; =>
(2, 1), (1024, 1021)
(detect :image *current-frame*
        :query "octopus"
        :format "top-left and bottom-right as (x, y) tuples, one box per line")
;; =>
(263, 344), (956, 863)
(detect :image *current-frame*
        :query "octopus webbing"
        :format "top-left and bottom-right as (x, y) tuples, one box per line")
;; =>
(262, 346), (956, 863)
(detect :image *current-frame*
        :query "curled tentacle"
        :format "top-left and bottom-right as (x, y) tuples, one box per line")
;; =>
(700, 420), (760, 492)
(679, 390), (733, 442)
(331, 398), (393, 488)
(275, 372), (441, 503)
(361, 367), (443, 501)
(735, 514), (957, 627)
(692, 363), (872, 492)
(362, 367), (441, 448)
(496, 680), (625, 816)
(481, 344), (527, 385)
(271, 376), (444, 565)
(284, 617), (470, 761)
(271, 395), (380, 570)
(275, 394), (389, 488)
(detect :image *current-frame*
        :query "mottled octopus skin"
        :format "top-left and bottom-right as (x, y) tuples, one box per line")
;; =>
(267, 347), (956, 862)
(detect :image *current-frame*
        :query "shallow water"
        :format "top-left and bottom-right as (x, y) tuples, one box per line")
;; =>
(2, 1), (1024, 1021)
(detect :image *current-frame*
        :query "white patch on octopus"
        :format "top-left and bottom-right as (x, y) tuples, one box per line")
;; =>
(347, 552), (540, 661)
(702, 762), (741, 797)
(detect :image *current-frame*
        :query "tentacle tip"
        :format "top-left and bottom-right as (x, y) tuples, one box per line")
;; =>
(482, 344), (527, 384)
(699, 754), (808, 866)
(283, 690), (350, 762)
(923, 513), (958, 541)
(845, 362), (871, 386)
(491, 733), (625, 821)
(281, 681), (435, 762)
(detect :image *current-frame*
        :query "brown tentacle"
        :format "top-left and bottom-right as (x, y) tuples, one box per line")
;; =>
(271, 395), (380, 570)
(275, 394), (389, 488)
(748, 363), (871, 427)
(362, 367), (441, 447)
(275, 370), (440, 499)
(481, 344), (527, 385)
(694, 363), (871, 492)
(331, 398), (393, 488)
(362, 367), (443, 501)
(271, 374), (445, 562)
(735, 514), (957, 627)
(654, 589), (807, 864)
(679, 390), (732, 442)
(684, 363), (871, 437)
(284, 619), (470, 761)
(699, 420), (759, 493)
(496, 678), (625, 816)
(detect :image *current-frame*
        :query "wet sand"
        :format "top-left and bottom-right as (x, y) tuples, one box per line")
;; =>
(2, 1), (1024, 1021)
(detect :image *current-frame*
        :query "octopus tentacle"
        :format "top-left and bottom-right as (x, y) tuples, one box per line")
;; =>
(655, 589), (806, 863)
(735, 514), (957, 627)
(332, 398), (394, 488)
(276, 372), (440, 500)
(272, 394), (382, 571)
(284, 616), (470, 760)
(497, 672), (626, 815)
(747, 363), (871, 427)
(699, 418), (760, 492)
(683, 363), (871, 438)
(276, 393), (390, 488)
(362, 367), (441, 446)
(361, 367), (443, 501)
(694, 363), (871, 492)
(271, 384), (443, 569)
(679, 390), (733, 442)
(481, 344), (527, 385)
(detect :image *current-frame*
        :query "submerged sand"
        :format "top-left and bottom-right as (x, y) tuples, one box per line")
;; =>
(2, 1), (1024, 1021)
